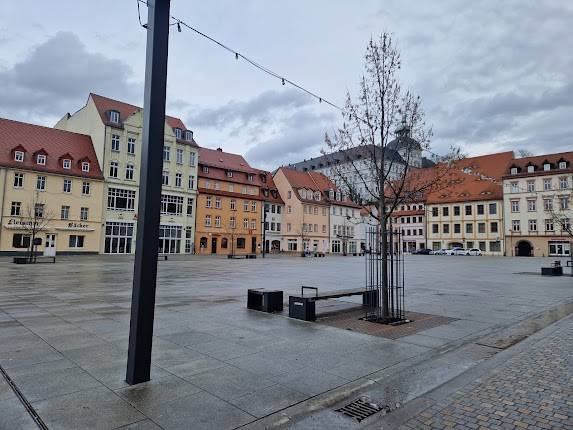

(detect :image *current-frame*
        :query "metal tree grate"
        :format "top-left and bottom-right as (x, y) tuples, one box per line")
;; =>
(336, 397), (385, 422)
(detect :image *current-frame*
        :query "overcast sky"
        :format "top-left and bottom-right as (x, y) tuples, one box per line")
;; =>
(1, 1), (571, 170)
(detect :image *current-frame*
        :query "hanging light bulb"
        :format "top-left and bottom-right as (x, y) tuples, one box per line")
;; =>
(177, 21), (181, 32)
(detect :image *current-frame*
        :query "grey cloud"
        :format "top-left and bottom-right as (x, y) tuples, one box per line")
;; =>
(0, 32), (139, 122)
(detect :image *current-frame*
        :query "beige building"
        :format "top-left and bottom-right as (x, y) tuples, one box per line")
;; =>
(0, 118), (104, 255)
(425, 152), (513, 255)
(55, 94), (198, 254)
(503, 152), (572, 257)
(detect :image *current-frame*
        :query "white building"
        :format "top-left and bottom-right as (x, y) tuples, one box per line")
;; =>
(329, 201), (365, 255)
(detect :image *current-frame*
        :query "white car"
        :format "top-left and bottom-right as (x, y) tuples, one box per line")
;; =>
(444, 247), (462, 255)
(430, 249), (448, 255)
(453, 248), (468, 255)
(465, 248), (482, 256)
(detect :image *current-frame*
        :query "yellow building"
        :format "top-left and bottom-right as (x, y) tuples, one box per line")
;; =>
(55, 93), (198, 254)
(0, 118), (104, 255)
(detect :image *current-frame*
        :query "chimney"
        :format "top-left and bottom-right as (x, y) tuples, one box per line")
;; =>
(216, 147), (223, 152)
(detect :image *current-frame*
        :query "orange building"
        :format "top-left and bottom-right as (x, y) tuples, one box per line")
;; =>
(195, 148), (273, 255)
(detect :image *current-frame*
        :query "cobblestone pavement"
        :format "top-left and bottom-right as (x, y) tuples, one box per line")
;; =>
(398, 316), (573, 430)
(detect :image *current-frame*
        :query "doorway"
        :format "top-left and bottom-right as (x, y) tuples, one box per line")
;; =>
(516, 240), (533, 256)
(44, 234), (56, 257)
(211, 237), (217, 254)
(251, 237), (257, 253)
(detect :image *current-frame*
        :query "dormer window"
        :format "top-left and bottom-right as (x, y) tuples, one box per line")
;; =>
(527, 165), (534, 173)
(226, 171), (233, 178)
(14, 151), (24, 162)
(63, 159), (71, 169)
(185, 130), (193, 141)
(202, 166), (209, 173)
(559, 161), (567, 169)
(543, 163), (551, 171)
(510, 167), (518, 175)
(82, 162), (90, 172)
(174, 128), (182, 139)
(314, 191), (321, 201)
(37, 154), (46, 165)
(248, 174), (254, 182)
(109, 110), (120, 123)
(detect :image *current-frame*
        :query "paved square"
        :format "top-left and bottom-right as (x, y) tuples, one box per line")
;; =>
(0, 254), (571, 429)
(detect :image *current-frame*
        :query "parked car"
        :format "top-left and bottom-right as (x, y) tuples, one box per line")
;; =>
(465, 248), (482, 256)
(413, 248), (432, 255)
(430, 249), (448, 255)
(445, 247), (463, 255)
(453, 248), (468, 255)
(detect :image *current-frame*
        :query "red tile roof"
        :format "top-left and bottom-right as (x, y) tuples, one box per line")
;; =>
(89, 93), (196, 145)
(252, 168), (284, 205)
(0, 118), (104, 179)
(503, 151), (573, 178)
(198, 147), (257, 173)
(454, 151), (514, 181)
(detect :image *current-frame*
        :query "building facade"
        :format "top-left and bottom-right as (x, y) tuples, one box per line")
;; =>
(391, 202), (426, 253)
(330, 201), (364, 255)
(55, 93), (198, 254)
(0, 118), (104, 255)
(503, 152), (572, 257)
(194, 148), (268, 255)
(260, 171), (285, 253)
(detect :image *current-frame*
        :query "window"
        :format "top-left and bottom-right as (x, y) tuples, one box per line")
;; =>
(60, 205), (70, 219)
(230, 199), (236, 210)
(226, 171), (233, 178)
(543, 163), (551, 171)
(489, 241), (501, 252)
(543, 179), (552, 190)
(465, 205), (472, 215)
(527, 199), (536, 212)
(205, 215), (212, 227)
(185, 130), (193, 141)
(126, 164), (135, 180)
(243, 218), (249, 229)
(62, 159), (71, 169)
(442, 207), (449, 216)
(248, 174), (254, 182)
(478, 222), (486, 233)
(163, 146), (170, 161)
(82, 161), (90, 172)
(174, 128), (182, 139)
(443, 224), (449, 234)
(287, 223), (292, 232)
(160, 194), (184, 215)
(205, 196), (212, 208)
(14, 151), (24, 162)
(489, 203), (497, 215)
(175, 172), (182, 187)
(80, 207), (89, 221)
(287, 205), (292, 214)
(14, 172), (24, 187)
(527, 165), (534, 173)
(188, 175), (195, 189)
(288, 239), (297, 251)
(237, 238), (246, 249)
(559, 177), (569, 189)
(560, 197), (569, 210)
(243, 200), (249, 211)
(230, 216), (236, 228)
(322, 225), (326, 233)
(563, 218), (571, 231)
(528, 219), (537, 231)
(189, 152), (196, 166)
(82, 181), (90, 195)
(453, 206), (460, 216)
(526, 180), (535, 192)
(511, 182), (519, 193)
(215, 216), (221, 227)
(432, 207), (438, 217)
(63, 179), (72, 193)
(176, 148), (183, 164)
(109, 161), (119, 178)
(490, 222), (498, 233)
(212, 197), (220, 209)
(162, 171), (169, 186)
(34, 203), (44, 218)
(511, 200), (520, 213)
(287, 191), (292, 199)
(512, 220), (520, 231)
(202, 166), (209, 173)
(276, 206), (282, 214)
(37, 154), (46, 165)
(109, 111), (120, 123)
(543, 198), (553, 211)
(545, 219), (554, 232)
(251, 219), (256, 229)
(107, 188), (136, 211)
(510, 167), (517, 175)
(69, 235), (85, 248)
(36, 176), (46, 191)
(478, 241), (486, 251)
(12, 234), (30, 248)
(477, 204), (484, 215)
(11, 202), (21, 216)
(127, 137), (136, 154)
(454, 223), (461, 233)
(251, 201), (257, 212)
(214, 181), (220, 191)
(466, 223), (473, 234)
(186, 198), (194, 216)
(111, 134), (120, 151)
(228, 184), (234, 192)
(559, 161), (566, 169)
(432, 224), (439, 234)
(104, 222), (134, 254)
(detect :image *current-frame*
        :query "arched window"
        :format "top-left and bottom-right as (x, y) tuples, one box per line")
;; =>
(200, 237), (208, 248)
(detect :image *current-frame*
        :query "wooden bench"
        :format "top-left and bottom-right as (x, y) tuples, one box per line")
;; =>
(13, 256), (56, 264)
(228, 254), (257, 259)
(289, 286), (377, 321)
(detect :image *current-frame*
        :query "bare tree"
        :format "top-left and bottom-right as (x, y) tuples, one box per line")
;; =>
(325, 33), (461, 321)
(20, 192), (54, 263)
(549, 192), (572, 237)
(515, 149), (534, 158)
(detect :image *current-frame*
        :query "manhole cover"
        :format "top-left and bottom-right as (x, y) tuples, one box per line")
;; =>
(336, 397), (386, 422)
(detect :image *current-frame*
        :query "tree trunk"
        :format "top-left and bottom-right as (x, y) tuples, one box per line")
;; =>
(378, 194), (390, 319)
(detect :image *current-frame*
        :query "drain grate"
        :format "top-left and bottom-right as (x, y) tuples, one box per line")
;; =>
(336, 397), (385, 422)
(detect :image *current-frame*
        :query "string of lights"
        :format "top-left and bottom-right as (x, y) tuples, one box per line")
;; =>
(136, 0), (444, 159)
